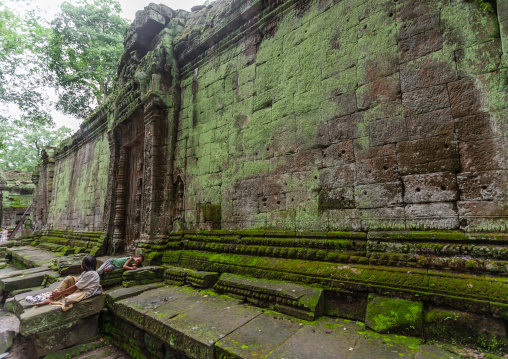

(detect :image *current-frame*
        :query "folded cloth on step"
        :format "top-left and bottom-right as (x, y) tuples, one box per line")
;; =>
(25, 292), (52, 304)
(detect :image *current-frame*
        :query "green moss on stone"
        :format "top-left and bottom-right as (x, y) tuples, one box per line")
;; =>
(365, 294), (423, 336)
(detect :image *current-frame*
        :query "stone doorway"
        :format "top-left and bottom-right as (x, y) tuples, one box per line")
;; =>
(110, 110), (146, 254)
(124, 140), (144, 253)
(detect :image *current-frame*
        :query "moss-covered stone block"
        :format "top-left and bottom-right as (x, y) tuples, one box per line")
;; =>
(161, 250), (182, 265)
(100, 269), (123, 287)
(32, 315), (99, 357)
(214, 273), (324, 321)
(186, 269), (219, 288)
(122, 266), (165, 287)
(424, 308), (508, 353)
(146, 251), (163, 265)
(19, 295), (104, 336)
(89, 246), (101, 257)
(164, 266), (188, 285)
(1, 269), (58, 292)
(365, 294), (423, 336)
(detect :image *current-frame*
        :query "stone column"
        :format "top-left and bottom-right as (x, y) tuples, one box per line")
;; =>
(140, 93), (168, 241)
(111, 146), (128, 253)
(40, 148), (56, 230)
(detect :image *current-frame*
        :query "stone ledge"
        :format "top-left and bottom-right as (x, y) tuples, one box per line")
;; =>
(32, 315), (99, 357)
(178, 251), (508, 317)
(214, 273), (324, 321)
(105, 288), (461, 359)
(122, 266), (165, 287)
(101, 269), (124, 287)
(215, 312), (302, 359)
(7, 282), (60, 315)
(19, 294), (104, 336)
(112, 286), (262, 359)
(8, 246), (61, 268)
(164, 267), (219, 288)
(0, 269), (59, 293)
(153, 230), (508, 276)
(105, 282), (165, 309)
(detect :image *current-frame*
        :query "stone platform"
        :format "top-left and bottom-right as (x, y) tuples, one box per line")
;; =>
(6, 246), (61, 268)
(1, 247), (506, 358)
(103, 285), (459, 359)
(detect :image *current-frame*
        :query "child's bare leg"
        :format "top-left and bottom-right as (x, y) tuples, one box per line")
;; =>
(35, 298), (54, 306)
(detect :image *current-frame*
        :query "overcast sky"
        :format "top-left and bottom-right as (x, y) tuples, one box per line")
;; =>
(10, 0), (204, 132)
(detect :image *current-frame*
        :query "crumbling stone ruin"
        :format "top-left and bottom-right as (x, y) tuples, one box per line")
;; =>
(1, 0), (507, 357)
(0, 171), (34, 234)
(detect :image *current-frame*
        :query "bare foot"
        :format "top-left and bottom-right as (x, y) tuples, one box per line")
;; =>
(35, 298), (54, 306)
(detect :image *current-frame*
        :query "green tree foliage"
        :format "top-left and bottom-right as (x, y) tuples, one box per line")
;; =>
(0, 0), (53, 138)
(0, 0), (128, 170)
(47, 0), (129, 118)
(0, 125), (73, 172)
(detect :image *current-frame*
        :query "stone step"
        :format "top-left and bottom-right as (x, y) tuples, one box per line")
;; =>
(19, 294), (104, 336)
(214, 273), (324, 321)
(39, 242), (66, 252)
(40, 336), (109, 359)
(164, 266), (219, 288)
(54, 255), (87, 275)
(0, 270), (59, 293)
(105, 282), (165, 308)
(8, 246), (61, 268)
(112, 286), (262, 359)
(215, 313), (302, 359)
(32, 315), (99, 357)
(122, 266), (165, 287)
(105, 284), (460, 359)
(6, 282), (60, 315)
(0, 265), (50, 280)
(100, 269), (123, 287)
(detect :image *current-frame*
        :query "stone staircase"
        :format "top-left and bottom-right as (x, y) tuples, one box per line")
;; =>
(0, 246), (506, 358)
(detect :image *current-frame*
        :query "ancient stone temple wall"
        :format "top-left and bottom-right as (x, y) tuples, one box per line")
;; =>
(175, 0), (507, 233)
(29, 0), (507, 324)
(45, 132), (110, 231)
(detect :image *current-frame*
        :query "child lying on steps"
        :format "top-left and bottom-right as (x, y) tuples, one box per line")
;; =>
(96, 254), (144, 275)
(33, 256), (101, 311)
